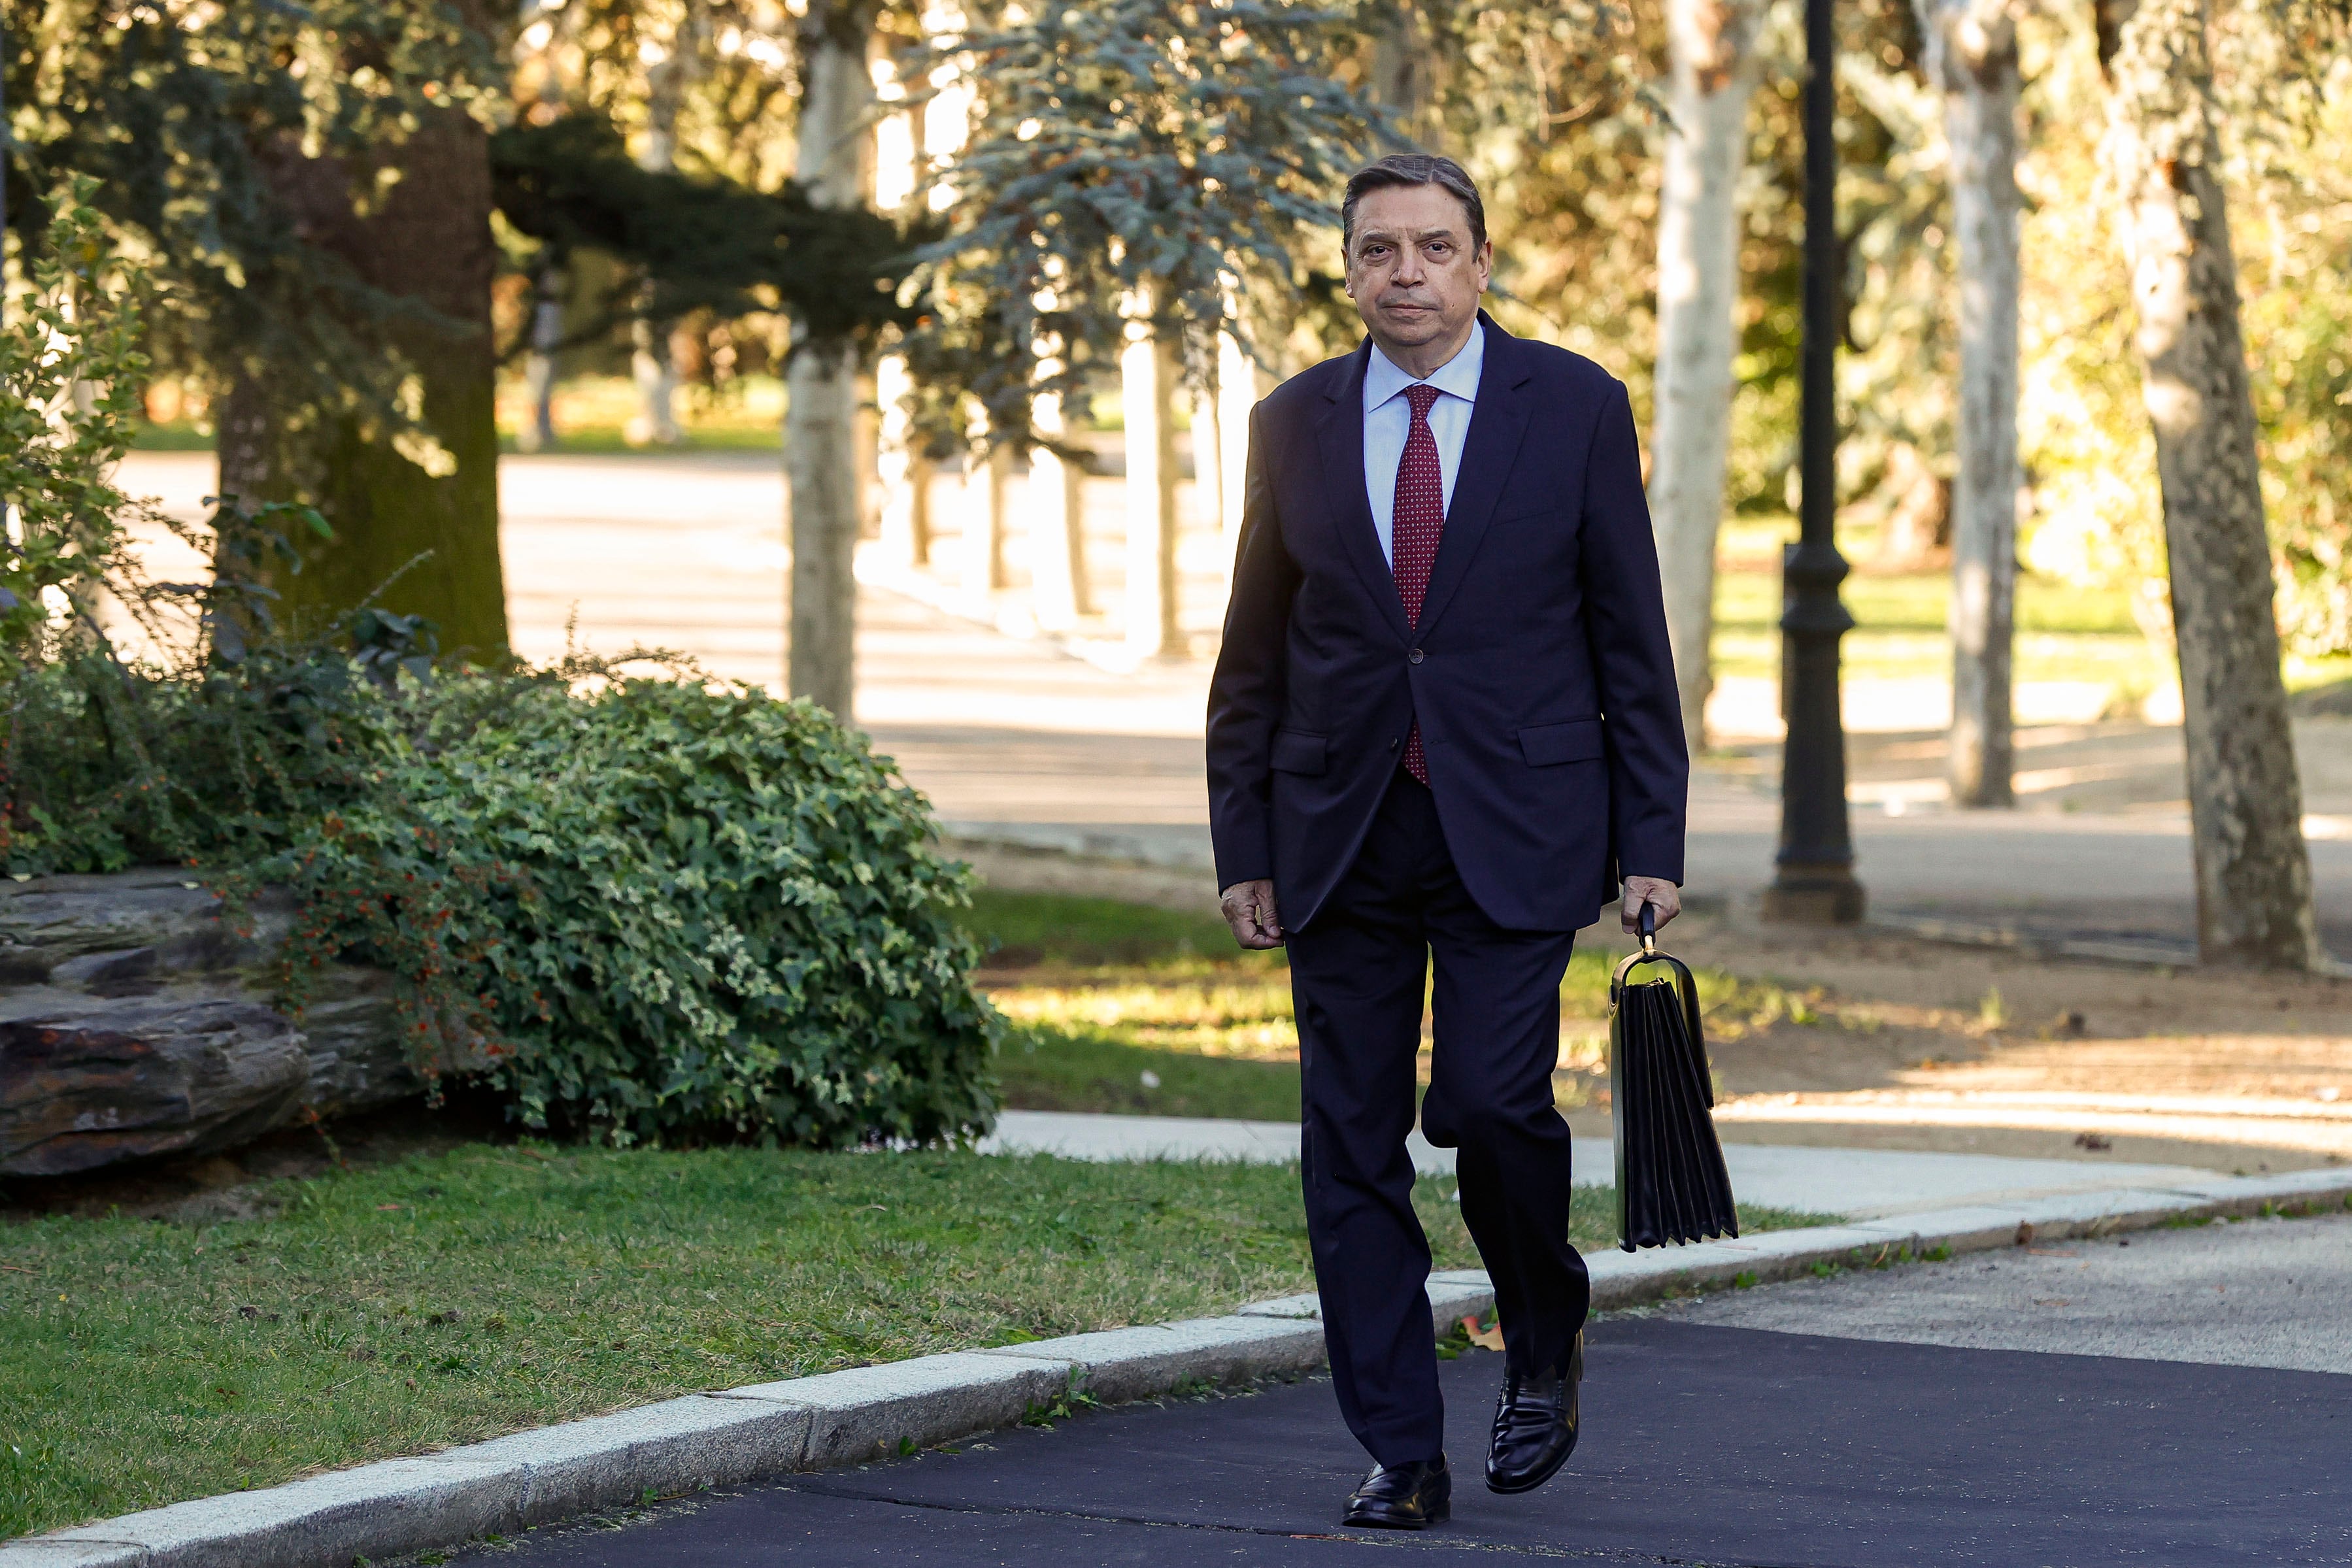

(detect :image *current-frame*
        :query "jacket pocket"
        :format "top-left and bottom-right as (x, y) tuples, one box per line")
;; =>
(1517, 717), (1604, 767)
(1270, 729), (1328, 775)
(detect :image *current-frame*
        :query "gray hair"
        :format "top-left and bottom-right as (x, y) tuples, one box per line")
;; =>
(1341, 154), (1488, 258)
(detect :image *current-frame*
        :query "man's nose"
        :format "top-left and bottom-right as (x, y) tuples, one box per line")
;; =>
(1389, 247), (1424, 285)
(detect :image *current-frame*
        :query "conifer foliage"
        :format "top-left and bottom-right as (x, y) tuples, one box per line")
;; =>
(901, 0), (1382, 446)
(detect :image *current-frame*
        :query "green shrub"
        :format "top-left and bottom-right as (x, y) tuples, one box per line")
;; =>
(277, 676), (1000, 1148)
(4, 187), (998, 1150)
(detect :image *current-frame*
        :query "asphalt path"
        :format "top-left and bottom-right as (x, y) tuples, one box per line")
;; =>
(456, 1214), (2352, 1567)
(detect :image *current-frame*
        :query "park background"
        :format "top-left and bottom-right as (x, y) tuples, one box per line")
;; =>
(4, 0), (2352, 1545)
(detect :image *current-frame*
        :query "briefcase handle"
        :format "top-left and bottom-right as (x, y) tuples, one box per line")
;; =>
(1609, 903), (1710, 1106)
(1611, 903), (1688, 1003)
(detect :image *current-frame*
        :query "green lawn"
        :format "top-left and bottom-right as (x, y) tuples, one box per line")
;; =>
(960, 889), (1847, 1119)
(0, 1146), (1384, 1537)
(494, 426), (785, 455)
(0, 1142), (1826, 1539)
(964, 890), (1303, 1120)
(126, 421), (217, 452)
(1710, 560), (2156, 686)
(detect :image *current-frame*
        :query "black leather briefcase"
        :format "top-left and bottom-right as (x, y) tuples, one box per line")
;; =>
(1609, 905), (1739, 1251)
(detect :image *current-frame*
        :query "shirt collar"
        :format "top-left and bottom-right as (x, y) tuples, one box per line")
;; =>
(1364, 320), (1486, 413)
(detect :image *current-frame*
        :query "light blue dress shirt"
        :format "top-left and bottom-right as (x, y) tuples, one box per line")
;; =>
(1362, 327), (1485, 567)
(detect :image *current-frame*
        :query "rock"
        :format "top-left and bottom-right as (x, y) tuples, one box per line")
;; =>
(0, 999), (312, 1176)
(0, 871), (438, 1176)
(0, 869), (290, 986)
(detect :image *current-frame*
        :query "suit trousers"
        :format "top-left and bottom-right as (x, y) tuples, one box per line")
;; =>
(1287, 769), (1590, 1466)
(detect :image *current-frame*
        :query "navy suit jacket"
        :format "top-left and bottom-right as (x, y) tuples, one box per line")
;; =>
(1205, 312), (1689, 933)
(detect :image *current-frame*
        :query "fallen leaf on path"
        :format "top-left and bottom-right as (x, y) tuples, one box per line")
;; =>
(1460, 1316), (1504, 1352)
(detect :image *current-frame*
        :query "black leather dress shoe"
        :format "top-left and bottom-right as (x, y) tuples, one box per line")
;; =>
(1342, 1455), (1452, 1529)
(1486, 1330), (1583, 1494)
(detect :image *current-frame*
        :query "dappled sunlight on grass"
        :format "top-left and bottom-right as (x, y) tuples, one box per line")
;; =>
(962, 895), (1890, 1120)
(992, 979), (1299, 1060)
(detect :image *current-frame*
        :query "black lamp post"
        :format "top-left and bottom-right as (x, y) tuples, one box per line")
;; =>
(1762, 0), (1866, 924)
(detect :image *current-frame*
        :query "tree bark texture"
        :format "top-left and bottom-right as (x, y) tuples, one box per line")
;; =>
(1919, 0), (2022, 807)
(784, 0), (877, 719)
(1649, 0), (1765, 754)
(1215, 329), (1259, 589)
(519, 268), (563, 454)
(962, 444), (1011, 595)
(2098, 0), (2317, 969)
(1027, 390), (1090, 631)
(1121, 307), (1180, 659)
(1368, 9), (1443, 148)
(876, 352), (934, 567)
(628, 25), (697, 448)
(217, 3), (508, 662)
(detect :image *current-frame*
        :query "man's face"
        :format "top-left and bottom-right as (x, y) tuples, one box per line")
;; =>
(1343, 183), (1493, 357)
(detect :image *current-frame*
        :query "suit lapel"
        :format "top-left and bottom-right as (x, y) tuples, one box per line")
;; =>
(1412, 314), (1534, 641)
(1313, 341), (1411, 644)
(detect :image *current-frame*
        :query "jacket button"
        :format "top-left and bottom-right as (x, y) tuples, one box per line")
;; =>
(1408, 648), (1424, 665)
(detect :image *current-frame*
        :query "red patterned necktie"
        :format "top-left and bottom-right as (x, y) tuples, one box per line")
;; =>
(1392, 382), (1445, 785)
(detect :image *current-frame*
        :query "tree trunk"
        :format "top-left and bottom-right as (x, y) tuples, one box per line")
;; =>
(1368, 7), (1441, 148)
(1215, 328), (1258, 589)
(2097, 0), (2318, 969)
(218, 4), (507, 663)
(1919, 0), (2022, 807)
(628, 28), (697, 448)
(961, 442), (1010, 596)
(1868, 442), (1953, 571)
(1649, 0), (1765, 755)
(1028, 389), (1090, 630)
(1120, 298), (1179, 659)
(518, 264), (563, 453)
(784, 0), (876, 719)
(875, 352), (933, 567)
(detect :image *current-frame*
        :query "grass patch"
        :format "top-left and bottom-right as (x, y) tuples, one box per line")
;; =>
(1711, 564), (2157, 686)
(994, 1023), (1302, 1120)
(962, 888), (1277, 975)
(962, 889), (1298, 1118)
(0, 1145), (1360, 1537)
(0, 1143), (1827, 1537)
(127, 420), (218, 452)
(494, 426), (786, 455)
(958, 890), (1860, 1119)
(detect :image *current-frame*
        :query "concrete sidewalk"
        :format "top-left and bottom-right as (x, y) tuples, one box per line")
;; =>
(981, 1109), (2225, 1220)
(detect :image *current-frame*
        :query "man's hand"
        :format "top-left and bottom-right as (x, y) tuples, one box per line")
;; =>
(1220, 878), (1286, 949)
(1621, 875), (1682, 937)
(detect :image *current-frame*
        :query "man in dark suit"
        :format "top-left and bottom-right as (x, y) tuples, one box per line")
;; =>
(1207, 154), (1689, 1529)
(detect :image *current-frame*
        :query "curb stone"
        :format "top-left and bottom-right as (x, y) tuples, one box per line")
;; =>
(9, 1170), (2350, 1567)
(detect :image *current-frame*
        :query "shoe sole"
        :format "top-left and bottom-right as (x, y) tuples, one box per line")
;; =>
(1485, 1436), (1574, 1495)
(1343, 1502), (1451, 1529)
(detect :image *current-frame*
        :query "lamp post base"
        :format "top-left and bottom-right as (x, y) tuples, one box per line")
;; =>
(1762, 864), (1867, 925)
